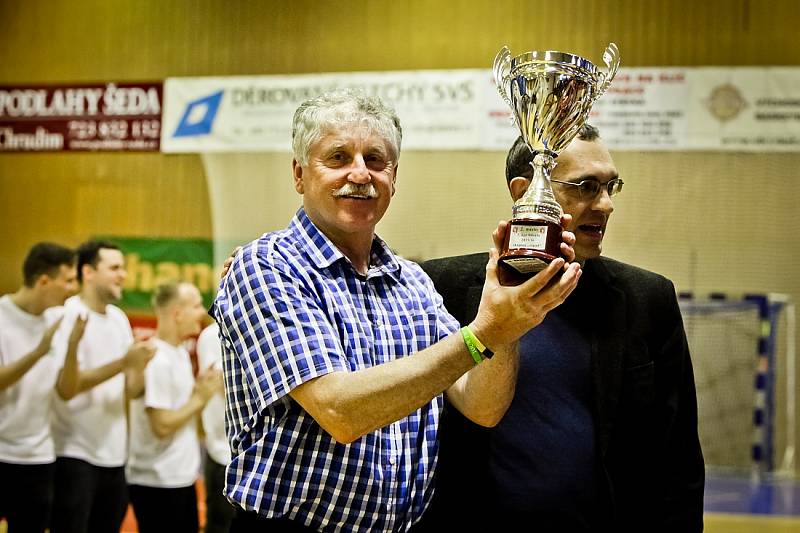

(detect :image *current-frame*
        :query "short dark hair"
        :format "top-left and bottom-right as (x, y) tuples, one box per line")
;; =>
(22, 242), (76, 287)
(76, 240), (121, 283)
(505, 123), (601, 184)
(152, 280), (183, 310)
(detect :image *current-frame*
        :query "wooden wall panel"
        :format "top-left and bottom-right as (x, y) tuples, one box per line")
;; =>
(0, 153), (210, 289)
(1, 0), (799, 295)
(2, 0), (799, 83)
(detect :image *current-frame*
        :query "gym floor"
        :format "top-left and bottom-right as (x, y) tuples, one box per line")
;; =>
(706, 472), (800, 532)
(3, 473), (800, 532)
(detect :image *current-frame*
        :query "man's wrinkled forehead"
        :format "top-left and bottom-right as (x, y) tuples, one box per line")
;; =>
(315, 122), (395, 154)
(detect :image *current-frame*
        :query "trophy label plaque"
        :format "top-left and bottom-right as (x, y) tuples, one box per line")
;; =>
(508, 224), (548, 250)
(500, 217), (567, 275)
(493, 43), (620, 275)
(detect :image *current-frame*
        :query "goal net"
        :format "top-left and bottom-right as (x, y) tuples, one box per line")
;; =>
(681, 294), (796, 478)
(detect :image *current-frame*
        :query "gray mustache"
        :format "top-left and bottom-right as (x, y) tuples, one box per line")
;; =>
(333, 183), (378, 199)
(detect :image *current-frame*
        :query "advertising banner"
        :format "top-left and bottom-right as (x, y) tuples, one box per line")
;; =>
(0, 82), (163, 152)
(162, 67), (800, 153)
(98, 236), (215, 311)
(161, 71), (485, 152)
(685, 68), (800, 151)
(589, 68), (690, 149)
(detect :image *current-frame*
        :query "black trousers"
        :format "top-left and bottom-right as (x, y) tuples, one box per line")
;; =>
(204, 453), (236, 533)
(51, 457), (128, 533)
(128, 484), (199, 533)
(0, 460), (55, 533)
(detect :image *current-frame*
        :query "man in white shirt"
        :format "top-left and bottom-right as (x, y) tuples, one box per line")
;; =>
(51, 240), (156, 533)
(0, 242), (77, 532)
(127, 281), (223, 533)
(196, 321), (235, 533)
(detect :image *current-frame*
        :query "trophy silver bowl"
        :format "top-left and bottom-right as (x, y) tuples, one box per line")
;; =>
(493, 43), (620, 275)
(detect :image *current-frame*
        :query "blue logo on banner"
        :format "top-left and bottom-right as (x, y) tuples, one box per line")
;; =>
(172, 90), (224, 137)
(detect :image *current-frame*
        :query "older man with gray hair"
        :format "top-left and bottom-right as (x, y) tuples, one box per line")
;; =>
(212, 88), (582, 532)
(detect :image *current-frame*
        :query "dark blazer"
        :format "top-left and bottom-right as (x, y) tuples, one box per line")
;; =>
(419, 253), (705, 532)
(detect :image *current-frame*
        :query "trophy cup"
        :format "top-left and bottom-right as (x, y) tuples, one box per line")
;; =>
(493, 43), (620, 275)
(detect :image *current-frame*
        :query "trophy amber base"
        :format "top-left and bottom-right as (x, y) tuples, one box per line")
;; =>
(499, 218), (563, 277)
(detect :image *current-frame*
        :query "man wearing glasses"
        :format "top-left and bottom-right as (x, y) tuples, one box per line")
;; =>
(420, 124), (704, 532)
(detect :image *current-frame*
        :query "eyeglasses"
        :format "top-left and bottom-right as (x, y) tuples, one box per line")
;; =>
(550, 177), (624, 199)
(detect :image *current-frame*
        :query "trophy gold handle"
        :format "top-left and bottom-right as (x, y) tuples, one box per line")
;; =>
(595, 42), (620, 99)
(493, 46), (514, 109)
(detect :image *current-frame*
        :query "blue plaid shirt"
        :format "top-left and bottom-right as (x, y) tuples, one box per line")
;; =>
(212, 208), (459, 532)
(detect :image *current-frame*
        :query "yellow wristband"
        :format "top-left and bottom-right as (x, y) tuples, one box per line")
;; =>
(468, 329), (493, 358)
(460, 326), (493, 364)
(462, 326), (494, 359)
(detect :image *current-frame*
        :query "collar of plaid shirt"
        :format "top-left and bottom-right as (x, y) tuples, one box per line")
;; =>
(294, 207), (402, 281)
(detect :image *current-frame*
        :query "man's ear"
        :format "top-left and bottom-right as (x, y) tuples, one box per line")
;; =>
(173, 303), (183, 324)
(508, 177), (531, 201)
(35, 274), (50, 289)
(292, 159), (304, 194)
(391, 164), (398, 196)
(81, 264), (94, 283)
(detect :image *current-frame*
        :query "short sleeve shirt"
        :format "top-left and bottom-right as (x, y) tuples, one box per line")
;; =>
(212, 208), (459, 532)
(127, 338), (201, 488)
(51, 296), (133, 467)
(0, 295), (63, 464)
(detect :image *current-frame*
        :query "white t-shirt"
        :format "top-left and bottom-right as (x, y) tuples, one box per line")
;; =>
(196, 323), (229, 466)
(126, 337), (200, 488)
(0, 295), (63, 464)
(51, 295), (133, 467)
